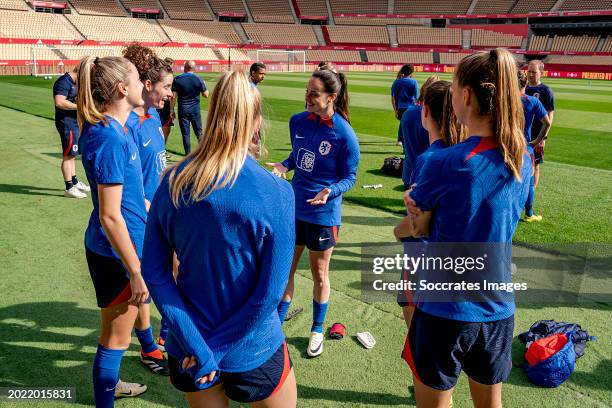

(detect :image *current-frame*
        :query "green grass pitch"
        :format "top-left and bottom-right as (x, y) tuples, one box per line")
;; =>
(0, 72), (610, 407)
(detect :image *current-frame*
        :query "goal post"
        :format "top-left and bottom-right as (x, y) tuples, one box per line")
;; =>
(252, 49), (306, 73)
(31, 46), (118, 77)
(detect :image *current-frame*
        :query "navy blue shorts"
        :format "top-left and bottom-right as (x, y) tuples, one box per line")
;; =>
(295, 220), (339, 251)
(168, 342), (292, 403)
(85, 248), (131, 308)
(534, 142), (544, 164)
(56, 122), (79, 157)
(403, 308), (513, 390)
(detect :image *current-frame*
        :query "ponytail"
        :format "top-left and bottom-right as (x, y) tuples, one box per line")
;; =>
(311, 69), (350, 122)
(454, 48), (525, 180)
(76, 55), (132, 130)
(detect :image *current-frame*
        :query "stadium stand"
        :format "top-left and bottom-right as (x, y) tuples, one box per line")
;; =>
(511, 0), (556, 13)
(207, 0), (246, 14)
(471, 0), (515, 14)
(326, 25), (389, 45)
(546, 55), (612, 65)
(68, 0), (126, 16)
(0, 9), (79, 39)
(150, 46), (220, 61)
(397, 27), (461, 46)
(334, 16), (425, 25)
(529, 35), (548, 50)
(601, 36), (612, 52)
(0, 0), (29, 11)
(120, 0), (159, 10)
(215, 47), (249, 61)
(559, 0), (612, 11)
(294, 0), (327, 17)
(367, 51), (432, 64)
(439, 52), (467, 65)
(0, 43), (125, 60)
(304, 49), (362, 62)
(550, 35), (599, 52)
(243, 23), (317, 45)
(159, 20), (240, 44)
(471, 29), (523, 48)
(394, 0), (471, 14)
(247, 0), (294, 23)
(67, 14), (167, 42)
(329, 0), (388, 14)
(159, 0), (213, 20)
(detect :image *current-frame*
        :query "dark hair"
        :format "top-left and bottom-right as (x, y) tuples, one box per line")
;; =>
(311, 69), (350, 122)
(123, 43), (173, 84)
(317, 61), (337, 73)
(250, 62), (266, 74)
(423, 80), (466, 146)
(397, 64), (414, 79)
(517, 70), (528, 89)
(417, 74), (439, 104)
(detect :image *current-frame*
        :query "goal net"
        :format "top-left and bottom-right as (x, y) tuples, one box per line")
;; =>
(31, 46), (118, 77)
(251, 49), (306, 73)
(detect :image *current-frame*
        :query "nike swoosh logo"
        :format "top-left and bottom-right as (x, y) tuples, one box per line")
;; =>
(143, 139), (152, 147)
(131, 153), (137, 160)
(319, 237), (330, 242)
(105, 387), (116, 392)
(295, 134), (304, 139)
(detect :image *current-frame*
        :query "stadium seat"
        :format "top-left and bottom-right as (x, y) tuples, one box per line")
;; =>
(334, 16), (425, 25)
(601, 36), (612, 52)
(304, 49), (362, 63)
(159, 20), (241, 44)
(159, 0), (213, 20)
(294, 0), (327, 17)
(397, 27), (462, 47)
(472, 0), (515, 14)
(471, 29), (523, 48)
(394, 0), (471, 14)
(439, 52), (468, 65)
(550, 35), (599, 52)
(247, 0), (293, 23)
(120, 0), (160, 10)
(511, 0), (556, 13)
(242, 23), (318, 46)
(69, 0), (126, 16)
(0, 0), (29, 11)
(326, 26), (389, 45)
(559, 0), (612, 11)
(207, 0), (246, 14)
(330, 0), (388, 14)
(67, 14), (167, 42)
(546, 55), (612, 65)
(0, 9), (79, 39)
(366, 51), (432, 64)
(528, 35), (548, 51)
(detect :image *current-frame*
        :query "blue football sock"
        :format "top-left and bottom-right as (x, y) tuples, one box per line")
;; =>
(158, 319), (169, 341)
(135, 326), (157, 353)
(92, 344), (124, 408)
(525, 175), (535, 217)
(311, 300), (328, 333)
(277, 299), (291, 323)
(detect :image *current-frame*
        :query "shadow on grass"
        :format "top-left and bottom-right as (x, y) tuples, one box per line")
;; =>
(0, 183), (63, 197)
(297, 383), (413, 406)
(0, 302), (176, 406)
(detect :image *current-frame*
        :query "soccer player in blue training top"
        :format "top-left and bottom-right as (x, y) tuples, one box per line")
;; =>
(172, 60), (208, 155)
(392, 64), (419, 145)
(53, 65), (90, 198)
(250, 62), (266, 89)
(399, 75), (438, 189)
(142, 70), (297, 407)
(267, 69), (360, 358)
(123, 43), (175, 376)
(77, 56), (149, 407)
(403, 49), (531, 408)
(526, 59), (554, 207)
(518, 70), (551, 222)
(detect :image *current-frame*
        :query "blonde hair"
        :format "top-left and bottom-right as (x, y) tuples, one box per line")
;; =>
(168, 70), (262, 206)
(76, 56), (133, 129)
(454, 48), (525, 180)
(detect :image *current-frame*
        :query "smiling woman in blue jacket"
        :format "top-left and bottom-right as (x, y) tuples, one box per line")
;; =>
(267, 69), (360, 358)
(142, 70), (297, 407)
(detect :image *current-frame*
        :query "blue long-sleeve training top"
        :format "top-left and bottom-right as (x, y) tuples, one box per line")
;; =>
(141, 156), (295, 389)
(281, 111), (360, 226)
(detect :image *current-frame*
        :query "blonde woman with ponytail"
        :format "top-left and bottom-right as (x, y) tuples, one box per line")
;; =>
(403, 49), (532, 407)
(77, 56), (148, 407)
(141, 70), (297, 408)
